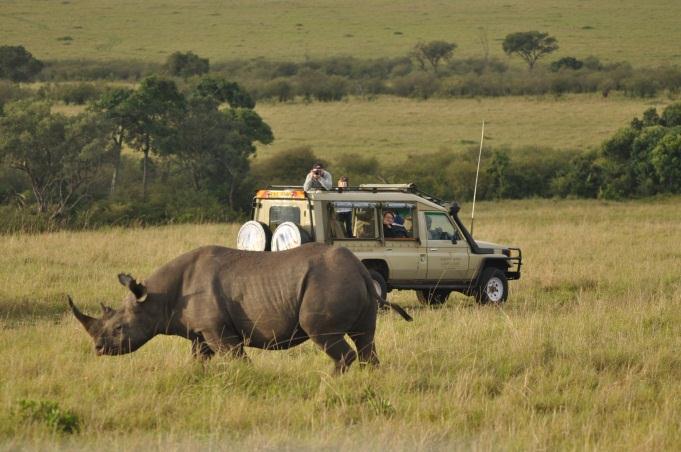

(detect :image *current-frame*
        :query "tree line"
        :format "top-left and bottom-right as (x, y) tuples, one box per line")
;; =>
(0, 75), (272, 231)
(3, 30), (681, 104)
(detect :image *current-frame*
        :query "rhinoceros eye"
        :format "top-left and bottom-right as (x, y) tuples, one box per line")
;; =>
(113, 325), (123, 334)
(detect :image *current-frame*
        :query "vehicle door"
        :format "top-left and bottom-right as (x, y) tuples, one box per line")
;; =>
(381, 203), (426, 280)
(422, 211), (469, 281)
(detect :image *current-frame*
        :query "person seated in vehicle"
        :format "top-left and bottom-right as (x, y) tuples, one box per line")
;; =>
(383, 211), (408, 238)
(303, 163), (332, 191)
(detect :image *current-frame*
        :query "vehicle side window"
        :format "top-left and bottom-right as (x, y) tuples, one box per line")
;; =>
(329, 202), (378, 240)
(425, 212), (458, 241)
(269, 206), (300, 230)
(382, 203), (417, 239)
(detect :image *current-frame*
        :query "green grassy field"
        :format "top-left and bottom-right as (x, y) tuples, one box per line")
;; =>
(53, 92), (671, 163)
(2, 197), (680, 449)
(2, 0), (681, 66)
(254, 93), (669, 161)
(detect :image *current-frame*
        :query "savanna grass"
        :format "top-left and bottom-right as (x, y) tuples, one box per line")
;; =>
(3, 0), (681, 66)
(1, 197), (680, 449)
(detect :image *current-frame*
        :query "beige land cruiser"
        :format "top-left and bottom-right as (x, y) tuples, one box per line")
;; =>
(236, 184), (521, 305)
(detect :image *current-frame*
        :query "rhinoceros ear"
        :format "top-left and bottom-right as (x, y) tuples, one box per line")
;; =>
(117, 273), (148, 302)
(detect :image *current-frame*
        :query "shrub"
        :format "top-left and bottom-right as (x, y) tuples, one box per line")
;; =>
(164, 51), (210, 78)
(550, 57), (584, 72)
(295, 70), (347, 102)
(391, 72), (439, 99)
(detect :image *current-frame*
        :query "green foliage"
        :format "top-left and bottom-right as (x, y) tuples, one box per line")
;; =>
(662, 103), (681, 127)
(598, 103), (681, 198)
(16, 399), (80, 434)
(502, 31), (559, 70)
(252, 146), (326, 186)
(0, 100), (111, 218)
(195, 76), (255, 108)
(296, 70), (348, 102)
(650, 130), (681, 192)
(0, 45), (44, 82)
(411, 41), (457, 72)
(164, 51), (210, 78)
(550, 57), (583, 72)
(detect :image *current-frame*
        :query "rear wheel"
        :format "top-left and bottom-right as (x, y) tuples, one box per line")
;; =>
(416, 289), (450, 305)
(475, 268), (508, 304)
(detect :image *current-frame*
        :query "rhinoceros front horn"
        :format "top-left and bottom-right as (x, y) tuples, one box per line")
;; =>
(68, 295), (98, 337)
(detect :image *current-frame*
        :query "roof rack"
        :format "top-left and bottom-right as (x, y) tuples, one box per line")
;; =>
(265, 183), (448, 206)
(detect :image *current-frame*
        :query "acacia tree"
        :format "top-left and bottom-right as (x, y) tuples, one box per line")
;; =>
(411, 41), (457, 73)
(0, 45), (44, 82)
(123, 76), (185, 200)
(502, 31), (559, 70)
(90, 88), (134, 194)
(0, 101), (109, 218)
(170, 81), (273, 208)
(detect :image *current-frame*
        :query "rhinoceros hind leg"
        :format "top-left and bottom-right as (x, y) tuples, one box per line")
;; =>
(350, 333), (380, 367)
(309, 333), (357, 374)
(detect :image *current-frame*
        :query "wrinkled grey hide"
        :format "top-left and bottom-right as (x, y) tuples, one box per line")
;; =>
(69, 244), (412, 373)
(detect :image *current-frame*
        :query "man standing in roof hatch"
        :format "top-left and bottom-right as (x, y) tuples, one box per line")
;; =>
(303, 163), (332, 191)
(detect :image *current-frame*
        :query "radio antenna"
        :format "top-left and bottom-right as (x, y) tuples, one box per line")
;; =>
(470, 120), (485, 236)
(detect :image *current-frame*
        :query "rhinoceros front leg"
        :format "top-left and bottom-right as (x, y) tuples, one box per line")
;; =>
(202, 330), (249, 361)
(191, 337), (215, 360)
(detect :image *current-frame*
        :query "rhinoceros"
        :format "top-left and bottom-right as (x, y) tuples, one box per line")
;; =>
(69, 244), (412, 373)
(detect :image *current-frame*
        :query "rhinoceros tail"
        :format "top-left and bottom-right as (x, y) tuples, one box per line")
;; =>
(381, 298), (413, 322)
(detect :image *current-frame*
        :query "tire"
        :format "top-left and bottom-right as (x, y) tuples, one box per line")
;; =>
(368, 270), (387, 301)
(236, 221), (272, 251)
(416, 289), (450, 306)
(475, 268), (508, 305)
(271, 222), (312, 251)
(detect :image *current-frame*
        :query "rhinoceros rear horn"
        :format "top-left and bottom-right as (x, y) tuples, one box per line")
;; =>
(68, 295), (98, 336)
(117, 273), (148, 302)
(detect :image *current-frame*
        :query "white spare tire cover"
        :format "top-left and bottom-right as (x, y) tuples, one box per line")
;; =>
(236, 221), (271, 251)
(271, 222), (311, 252)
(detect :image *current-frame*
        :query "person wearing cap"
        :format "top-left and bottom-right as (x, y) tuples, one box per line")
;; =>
(303, 163), (332, 191)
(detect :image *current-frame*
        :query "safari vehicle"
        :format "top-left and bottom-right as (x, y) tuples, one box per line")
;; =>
(236, 184), (521, 305)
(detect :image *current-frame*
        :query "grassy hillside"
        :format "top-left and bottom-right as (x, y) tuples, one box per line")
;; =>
(2, 0), (681, 66)
(1, 198), (680, 449)
(254, 93), (666, 161)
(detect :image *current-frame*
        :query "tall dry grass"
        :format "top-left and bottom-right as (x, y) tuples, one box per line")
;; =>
(1, 198), (680, 449)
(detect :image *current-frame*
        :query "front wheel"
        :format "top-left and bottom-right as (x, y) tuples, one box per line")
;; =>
(475, 268), (508, 305)
(416, 289), (450, 306)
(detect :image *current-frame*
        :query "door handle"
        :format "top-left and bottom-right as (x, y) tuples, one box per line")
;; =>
(429, 248), (438, 251)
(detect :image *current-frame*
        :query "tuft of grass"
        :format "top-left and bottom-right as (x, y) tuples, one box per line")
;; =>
(15, 400), (80, 434)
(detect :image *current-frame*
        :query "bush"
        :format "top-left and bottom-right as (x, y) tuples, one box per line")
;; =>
(164, 51), (210, 78)
(39, 82), (105, 105)
(295, 70), (347, 102)
(550, 57), (584, 72)
(391, 72), (439, 99)
(38, 59), (161, 81)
